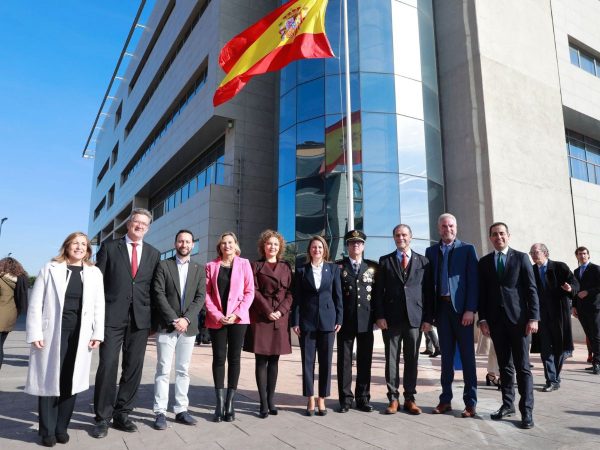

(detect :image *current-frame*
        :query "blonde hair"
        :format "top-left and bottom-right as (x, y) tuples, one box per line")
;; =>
(305, 235), (330, 264)
(257, 229), (285, 260)
(53, 232), (94, 266)
(216, 231), (242, 257)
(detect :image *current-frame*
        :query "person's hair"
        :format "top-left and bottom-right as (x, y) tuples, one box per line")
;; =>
(0, 257), (28, 278)
(392, 224), (413, 237)
(52, 232), (94, 266)
(489, 222), (509, 236)
(216, 231), (242, 257)
(257, 229), (285, 260)
(530, 243), (549, 257)
(127, 207), (153, 224)
(305, 235), (330, 263)
(175, 229), (194, 242)
(438, 213), (457, 225)
(575, 246), (589, 255)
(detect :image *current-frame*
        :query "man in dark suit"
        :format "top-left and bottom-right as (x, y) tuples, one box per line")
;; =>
(336, 230), (378, 413)
(151, 230), (204, 430)
(479, 222), (539, 429)
(92, 208), (160, 438)
(529, 243), (578, 390)
(572, 246), (600, 374)
(425, 213), (478, 418)
(374, 224), (432, 415)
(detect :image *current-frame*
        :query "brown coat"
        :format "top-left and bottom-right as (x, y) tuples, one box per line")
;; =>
(0, 274), (28, 332)
(244, 260), (293, 355)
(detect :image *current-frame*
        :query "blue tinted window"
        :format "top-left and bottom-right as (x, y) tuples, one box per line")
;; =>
(399, 175), (429, 239)
(361, 73), (396, 113)
(569, 158), (587, 181)
(427, 180), (444, 239)
(297, 78), (325, 122)
(358, 0), (394, 73)
(325, 112), (362, 173)
(279, 126), (296, 186)
(325, 172), (363, 239)
(298, 58), (324, 84)
(363, 172), (400, 237)
(280, 89), (296, 133)
(569, 45), (579, 66)
(278, 182), (296, 243)
(325, 0), (359, 75)
(296, 176), (325, 240)
(325, 73), (360, 117)
(280, 62), (297, 95)
(297, 118), (325, 178)
(580, 52), (596, 75)
(396, 115), (427, 177)
(568, 139), (585, 159)
(361, 113), (398, 172)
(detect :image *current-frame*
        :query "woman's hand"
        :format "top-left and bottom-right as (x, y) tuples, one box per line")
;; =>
(292, 326), (301, 336)
(268, 311), (282, 321)
(32, 340), (44, 349)
(89, 340), (101, 349)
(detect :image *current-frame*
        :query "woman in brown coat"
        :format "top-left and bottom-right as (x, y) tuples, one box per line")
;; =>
(244, 230), (293, 418)
(0, 257), (28, 371)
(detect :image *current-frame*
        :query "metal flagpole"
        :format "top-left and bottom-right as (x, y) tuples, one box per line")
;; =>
(342, 0), (354, 230)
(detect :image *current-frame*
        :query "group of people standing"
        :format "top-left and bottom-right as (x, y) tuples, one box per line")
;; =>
(17, 207), (598, 446)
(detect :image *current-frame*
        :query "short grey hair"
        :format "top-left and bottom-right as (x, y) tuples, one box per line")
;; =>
(531, 243), (549, 257)
(438, 213), (457, 225)
(392, 224), (412, 237)
(127, 207), (153, 224)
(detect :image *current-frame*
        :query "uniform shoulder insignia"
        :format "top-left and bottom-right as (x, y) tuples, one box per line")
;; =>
(364, 259), (378, 267)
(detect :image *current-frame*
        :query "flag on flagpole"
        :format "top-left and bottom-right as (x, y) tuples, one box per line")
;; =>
(213, 0), (334, 106)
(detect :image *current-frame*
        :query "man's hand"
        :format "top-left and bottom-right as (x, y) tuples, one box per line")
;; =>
(461, 311), (475, 326)
(421, 322), (432, 332)
(89, 340), (101, 349)
(479, 321), (490, 337)
(526, 320), (538, 335)
(292, 326), (301, 336)
(572, 307), (578, 318)
(561, 282), (572, 293)
(334, 324), (341, 333)
(174, 318), (188, 333)
(578, 290), (589, 299)
(376, 319), (388, 330)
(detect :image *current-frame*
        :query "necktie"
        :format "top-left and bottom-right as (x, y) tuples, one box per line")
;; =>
(497, 253), (505, 279)
(580, 265), (586, 278)
(131, 243), (138, 278)
(540, 265), (546, 289)
(401, 252), (408, 270)
(353, 262), (360, 275)
(441, 245), (449, 295)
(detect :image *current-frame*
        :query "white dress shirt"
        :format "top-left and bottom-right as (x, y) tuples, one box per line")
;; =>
(311, 262), (324, 290)
(125, 234), (143, 267)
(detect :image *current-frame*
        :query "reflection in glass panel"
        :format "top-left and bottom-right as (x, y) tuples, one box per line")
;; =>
(298, 58), (324, 84)
(362, 113), (398, 172)
(296, 176), (325, 241)
(297, 78), (325, 122)
(325, 73), (360, 117)
(278, 182), (296, 243)
(197, 170), (206, 190)
(280, 62), (297, 95)
(363, 172), (400, 237)
(396, 76), (424, 120)
(586, 148), (600, 165)
(392, 0), (421, 81)
(397, 115), (426, 177)
(569, 158), (587, 181)
(427, 180), (444, 240)
(329, 237), (345, 262)
(325, 111), (362, 173)
(361, 73), (396, 113)
(188, 177), (198, 196)
(279, 126), (296, 186)
(358, 0), (394, 73)
(324, 172), (363, 246)
(580, 52), (596, 75)
(587, 164), (596, 184)
(399, 175), (429, 239)
(422, 84), (439, 127)
(325, 0), (359, 75)
(206, 164), (215, 184)
(280, 89), (296, 133)
(569, 46), (579, 66)
(297, 118), (325, 178)
(216, 162), (225, 184)
(596, 166), (600, 185)
(424, 122), (444, 185)
(568, 140), (585, 159)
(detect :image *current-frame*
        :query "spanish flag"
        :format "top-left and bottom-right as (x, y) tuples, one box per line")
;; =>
(213, 0), (334, 107)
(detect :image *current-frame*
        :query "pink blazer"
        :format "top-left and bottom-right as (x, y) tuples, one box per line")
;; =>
(205, 256), (255, 328)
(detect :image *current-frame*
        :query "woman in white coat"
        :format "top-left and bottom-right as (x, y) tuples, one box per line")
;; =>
(25, 232), (104, 447)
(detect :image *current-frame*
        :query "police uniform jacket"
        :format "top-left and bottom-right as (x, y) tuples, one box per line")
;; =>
(337, 257), (378, 334)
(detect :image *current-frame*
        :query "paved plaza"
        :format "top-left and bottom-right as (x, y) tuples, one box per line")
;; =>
(1, 317), (599, 449)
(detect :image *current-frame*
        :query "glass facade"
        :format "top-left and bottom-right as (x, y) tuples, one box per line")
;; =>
(277, 0), (444, 262)
(566, 129), (600, 185)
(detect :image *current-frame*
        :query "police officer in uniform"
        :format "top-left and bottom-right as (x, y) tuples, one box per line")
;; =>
(336, 230), (378, 413)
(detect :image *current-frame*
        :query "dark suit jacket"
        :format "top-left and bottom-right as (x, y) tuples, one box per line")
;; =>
(152, 257), (204, 336)
(425, 239), (479, 317)
(574, 262), (600, 311)
(337, 257), (378, 334)
(478, 248), (540, 326)
(292, 262), (343, 332)
(96, 238), (160, 329)
(374, 250), (432, 328)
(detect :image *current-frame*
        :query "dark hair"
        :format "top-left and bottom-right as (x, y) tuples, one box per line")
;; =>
(392, 224), (412, 237)
(489, 222), (509, 236)
(175, 229), (194, 242)
(257, 229), (285, 259)
(0, 257), (28, 278)
(575, 246), (589, 255)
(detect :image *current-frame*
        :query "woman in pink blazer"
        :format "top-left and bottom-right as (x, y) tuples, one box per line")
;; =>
(205, 232), (254, 423)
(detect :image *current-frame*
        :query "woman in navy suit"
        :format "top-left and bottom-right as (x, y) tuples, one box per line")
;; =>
(292, 236), (343, 416)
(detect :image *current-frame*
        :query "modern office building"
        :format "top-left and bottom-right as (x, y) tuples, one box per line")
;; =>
(86, 0), (599, 267)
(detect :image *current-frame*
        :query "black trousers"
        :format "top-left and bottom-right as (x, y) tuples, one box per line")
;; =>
(94, 320), (149, 421)
(209, 324), (247, 389)
(578, 307), (600, 363)
(538, 313), (565, 384)
(490, 314), (534, 415)
(0, 331), (8, 370)
(38, 324), (80, 437)
(299, 330), (335, 397)
(336, 330), (374, 406)
(255, 354), (280, 410)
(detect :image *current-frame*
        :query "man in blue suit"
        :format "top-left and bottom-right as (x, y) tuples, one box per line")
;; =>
(424, 213), (478, 418)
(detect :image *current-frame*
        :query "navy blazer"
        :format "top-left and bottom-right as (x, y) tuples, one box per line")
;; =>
(292, 262), (343, 332)
(478, 248), (540, 325)
(574, 262), (600, 311)
(425, 239), (479, 316)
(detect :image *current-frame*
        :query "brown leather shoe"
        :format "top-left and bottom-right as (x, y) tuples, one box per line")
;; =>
(432, 403), (452, 414)
(403, 400), (422, 415)
(461, 406), (476, 418)
(385, 400), (399, 414)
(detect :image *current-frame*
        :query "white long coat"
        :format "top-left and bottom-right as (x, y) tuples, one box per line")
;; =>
(25, 261), (105, 396)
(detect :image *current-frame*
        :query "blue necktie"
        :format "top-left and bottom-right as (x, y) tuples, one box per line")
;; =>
(540, 265), (546, 289)
(441, 245), (449, 295)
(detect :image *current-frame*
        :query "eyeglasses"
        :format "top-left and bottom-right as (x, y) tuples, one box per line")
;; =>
(528, 250), (543, 255)
(131, 220), (150, 228)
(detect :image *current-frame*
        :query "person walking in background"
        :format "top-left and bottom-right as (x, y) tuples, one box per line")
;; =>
(25, 232), (104, 447)
(479, 222), (539, 429)
(151, 230), (204, 430)
(292, 236), (343, 416)
(420, 327), (441, 358)
(374, 224), (432, 416)
(0, 257), (28, 370)
(529, 243), (578, 391)
(425, 213), (479, 418)
(244, 230), (293, 418)
(92, 208), (160, 438)
(336, 230), (378, 413)
(205, 232), (254, 422)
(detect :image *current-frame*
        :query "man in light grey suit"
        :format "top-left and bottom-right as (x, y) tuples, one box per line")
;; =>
(151, 230), (204, 429)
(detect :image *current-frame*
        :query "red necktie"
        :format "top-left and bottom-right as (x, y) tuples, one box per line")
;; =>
(131, 243), (138, 278)
(401, 252), (408, 270)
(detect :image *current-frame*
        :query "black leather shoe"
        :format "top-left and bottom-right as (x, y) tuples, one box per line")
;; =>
(175, 411), (197, 425)
(593, 364), (600, 375)
(429, 350), (441, 358)
(55, 433), (69, 444)
(154, 413), (167, 430)
(269, 408), (278, 415)
(91, 420), (109, 439)
(520, 413), (534, 429)
(542, 383), (555, 392)
(356, 403), (374, 412)
(113, 417), (138, 433)
(338, 405), (350, 413)
(318, 408), (328, 416)
(420, 349), (433, 355)
(41, 436), (57, 447)
(259, 411), (269, 419)
(490, 405), (516, 420)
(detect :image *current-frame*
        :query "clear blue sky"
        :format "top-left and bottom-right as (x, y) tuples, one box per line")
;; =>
(0, 1), (141, 275)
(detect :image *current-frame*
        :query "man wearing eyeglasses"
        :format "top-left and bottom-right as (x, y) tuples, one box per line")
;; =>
(92, 208), (160, 438)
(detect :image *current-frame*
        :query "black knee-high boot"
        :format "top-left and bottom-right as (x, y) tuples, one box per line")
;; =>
(267, 356), (279, 414)
(214, 388), (226, 422)
(224, 388), (236, 422)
